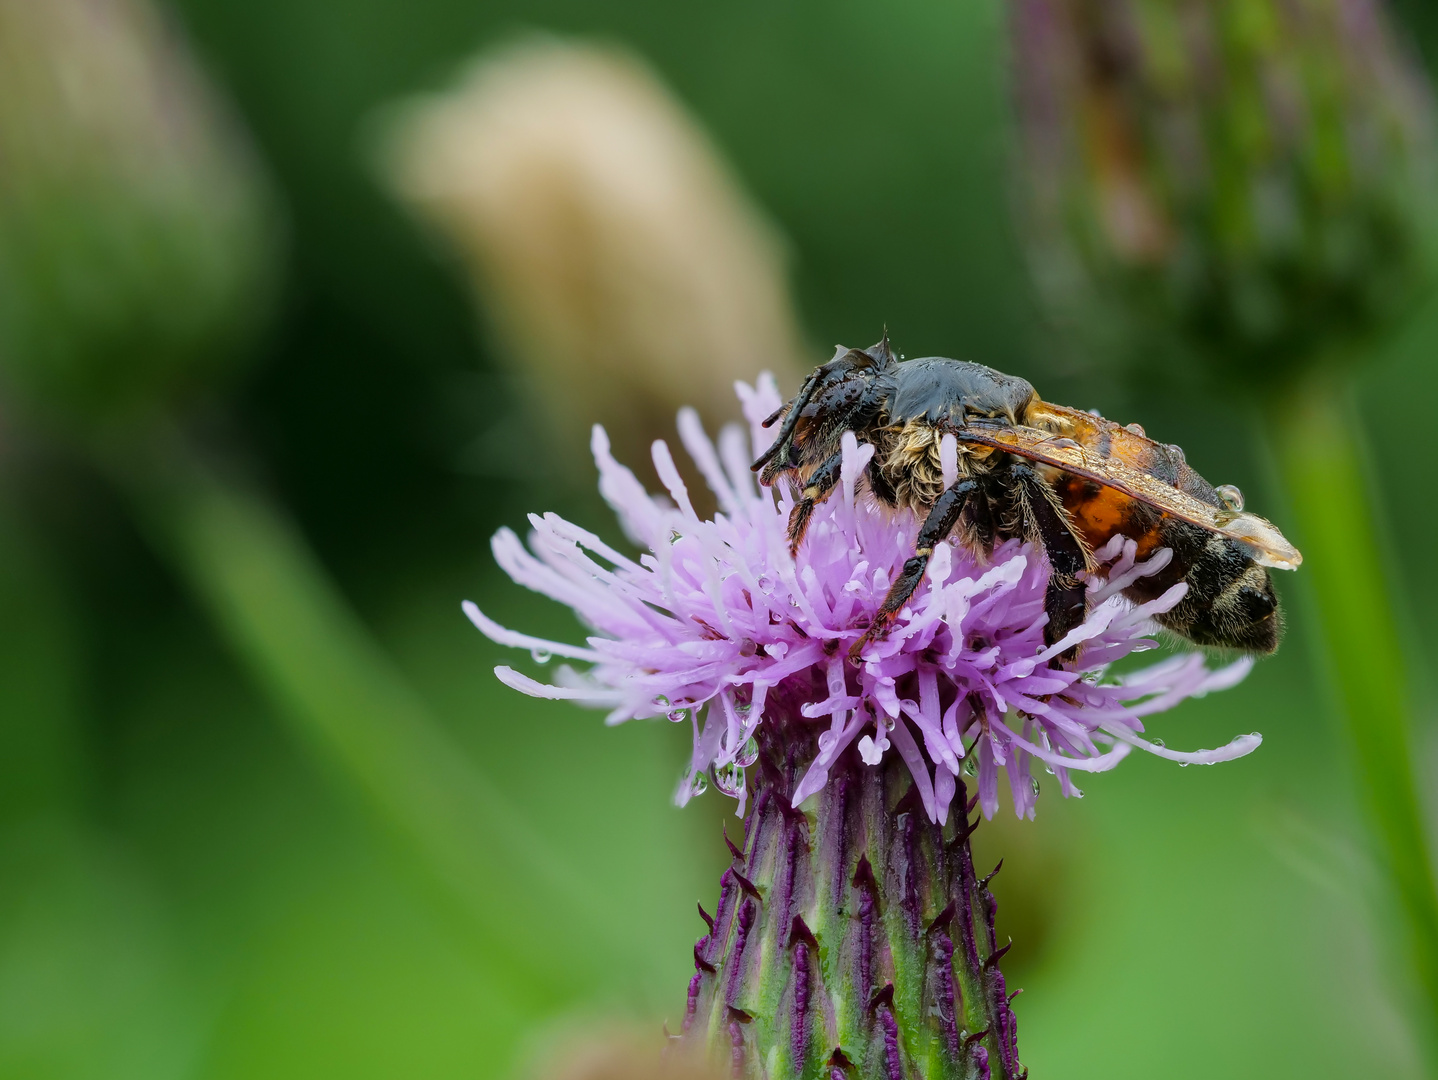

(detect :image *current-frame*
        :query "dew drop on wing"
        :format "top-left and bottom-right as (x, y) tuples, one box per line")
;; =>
(1125, 422), (1146, 436)
(1215, 484), (1245, 511)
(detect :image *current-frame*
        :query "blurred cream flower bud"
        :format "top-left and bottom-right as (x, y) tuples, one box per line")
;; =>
(1011, 0), (1436, 385)
(0, 0), (280, 427)
(382, 38), (807, 471)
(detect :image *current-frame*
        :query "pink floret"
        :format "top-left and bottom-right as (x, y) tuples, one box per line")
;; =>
(466, 375), (1260, 822)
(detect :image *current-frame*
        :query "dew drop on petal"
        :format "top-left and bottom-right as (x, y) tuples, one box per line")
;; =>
(1030, 777), (1041, 797)
(963, 758), (978, 778)
(738, 736), (759, 768)
(530, 648), (552, 664)
(654, 695), (671, 708)
(713, 762), (745, 797)
(1153, 739), (1166, 749)
(668, 709), (689, 724)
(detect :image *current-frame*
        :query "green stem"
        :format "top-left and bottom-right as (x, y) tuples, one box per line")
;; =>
(684, 719), (1022, 1080)
(1270, 377), (1438, 1049)
(104, 430), (647, 1007)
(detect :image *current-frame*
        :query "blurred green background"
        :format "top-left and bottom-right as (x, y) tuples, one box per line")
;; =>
(5, 0), (1438, 1077)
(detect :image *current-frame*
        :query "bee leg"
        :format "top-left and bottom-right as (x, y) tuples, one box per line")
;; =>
(850, 478), (982, 661)
(752, 367), (823, 473)
(787, 448), (849, 553)
(1010, 464), (1090, 664)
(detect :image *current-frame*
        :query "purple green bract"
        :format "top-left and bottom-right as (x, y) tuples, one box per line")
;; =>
(466, 375), (1260, 823)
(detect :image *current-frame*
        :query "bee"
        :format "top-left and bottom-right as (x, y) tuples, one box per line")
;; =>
(752, 336), (1301, 662)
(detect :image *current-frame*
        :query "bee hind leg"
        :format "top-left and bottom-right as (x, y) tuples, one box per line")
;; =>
(850, 478), (982, 661)
(1010, 464), (1090, 665)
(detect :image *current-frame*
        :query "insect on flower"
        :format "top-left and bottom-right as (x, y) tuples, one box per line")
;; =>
(756, 336), (1302, 661)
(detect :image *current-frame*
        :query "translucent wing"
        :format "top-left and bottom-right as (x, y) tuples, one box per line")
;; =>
(959, 402), (1302, 571)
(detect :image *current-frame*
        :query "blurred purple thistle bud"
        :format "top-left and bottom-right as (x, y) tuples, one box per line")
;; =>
(1012, 0), (1436, 384)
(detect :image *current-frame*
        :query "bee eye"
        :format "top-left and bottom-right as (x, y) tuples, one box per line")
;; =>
(1216, 484), (1245, 512)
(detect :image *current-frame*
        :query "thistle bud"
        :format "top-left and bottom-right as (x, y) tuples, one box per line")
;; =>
(0, 0), (280, 427)
(382, 38), (807, 471)
(1012, 0), (1436, 385)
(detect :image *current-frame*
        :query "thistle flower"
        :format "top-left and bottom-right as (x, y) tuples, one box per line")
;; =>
(469, 374), (1258, 824)
(469, 375), (1261, 1077)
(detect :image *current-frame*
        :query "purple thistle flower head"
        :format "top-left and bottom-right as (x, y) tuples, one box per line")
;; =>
(466, 375), (1260, 822)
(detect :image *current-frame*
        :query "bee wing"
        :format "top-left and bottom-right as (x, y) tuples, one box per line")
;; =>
(957, 422), (1303, 571)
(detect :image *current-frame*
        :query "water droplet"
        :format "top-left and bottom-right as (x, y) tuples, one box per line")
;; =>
(1044, 766), (1055, 776)
(1125, 422), (1146, 436)
(737, 736), (760, 768)
(1178, 762), (1190, 768)
(714, 762), (746, 797)
(668, 709), (689, 724)
(738, 638), (758, 657)
(963, 758), (978, 777)
(688, 771), (710, 797)
(756, 575), (774, 594)
(1215, 484), (1245, 512)
(669, 529), (682, 545)
(654, 695), (671, 708)
(530, 647), (552, 664)
(1152, 739), (1166, 749)
(1029, 777), (1041, 796)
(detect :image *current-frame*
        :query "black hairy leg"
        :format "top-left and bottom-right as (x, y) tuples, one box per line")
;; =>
(787, 449), (848, 554)
(850, 478), (982, 661)
(1009, 463), (1090, 661)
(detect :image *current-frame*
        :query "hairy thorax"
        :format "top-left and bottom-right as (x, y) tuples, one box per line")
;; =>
(871, 420), (997, 511)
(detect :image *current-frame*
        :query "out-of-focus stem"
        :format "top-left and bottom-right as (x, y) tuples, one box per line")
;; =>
(107, 431), (648, 1007)
(1270, 378), (1438, 1047)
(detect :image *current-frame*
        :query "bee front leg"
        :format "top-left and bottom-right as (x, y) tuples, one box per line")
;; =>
(1009, 463), (1090, 663)
(787, 448), (849, 553)
(851, 478), (982, 661)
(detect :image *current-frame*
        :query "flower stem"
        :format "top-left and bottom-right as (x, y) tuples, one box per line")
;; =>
(683, 720), (1023, 1080)
(1270, 377), (1438, 1048)
(104, 429), (649, 1007)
